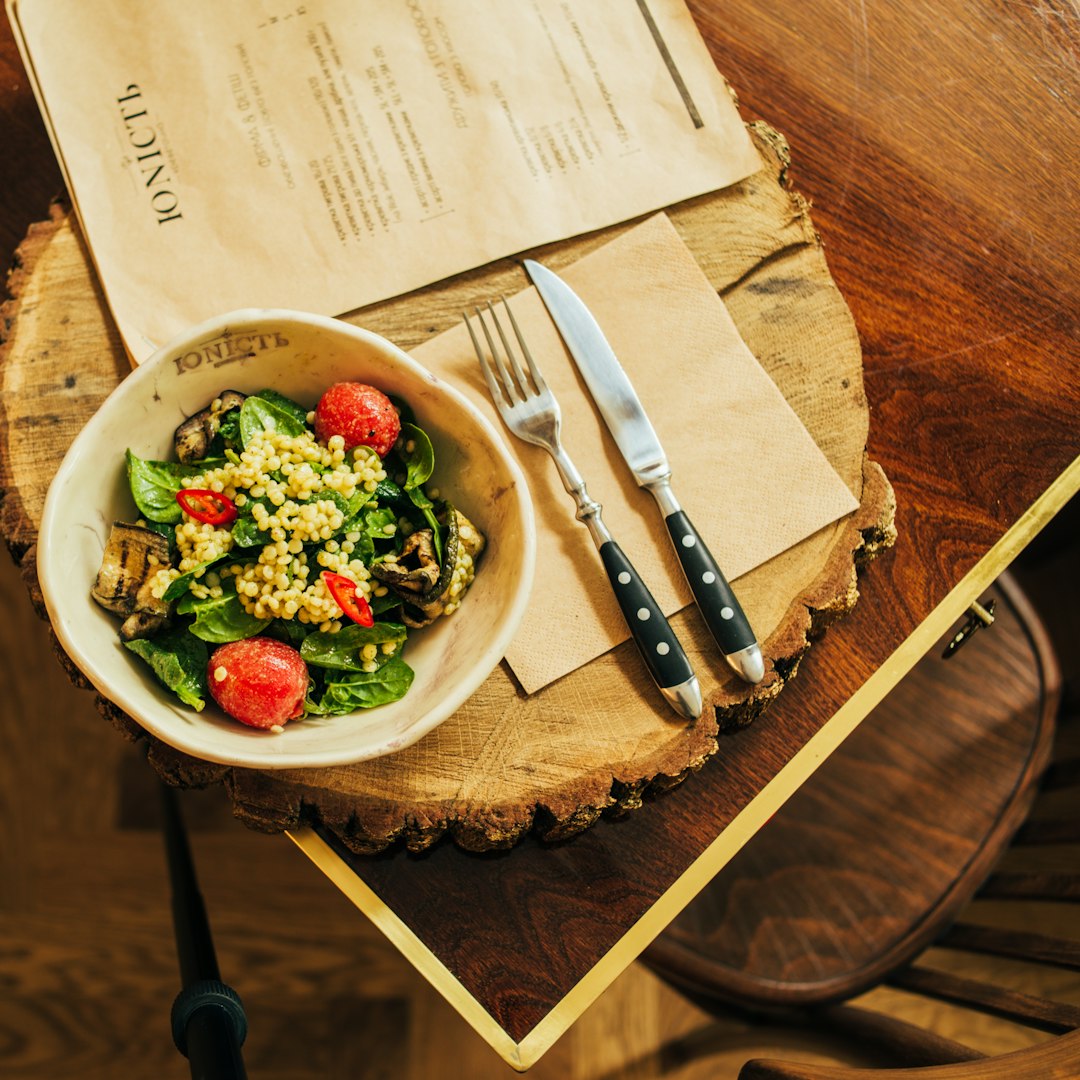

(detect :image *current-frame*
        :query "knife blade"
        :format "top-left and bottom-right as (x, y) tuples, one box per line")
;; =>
(524, 258), (764, 684)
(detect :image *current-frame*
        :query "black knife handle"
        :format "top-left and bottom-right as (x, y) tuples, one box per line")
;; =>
(598, 540), (694, 690)
(664, 510), (758, 656)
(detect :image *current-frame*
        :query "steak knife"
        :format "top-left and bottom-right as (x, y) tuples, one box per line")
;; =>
(524, 259), (765, 684)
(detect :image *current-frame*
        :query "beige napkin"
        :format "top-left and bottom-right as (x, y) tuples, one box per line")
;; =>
(412, 213), (859, 693)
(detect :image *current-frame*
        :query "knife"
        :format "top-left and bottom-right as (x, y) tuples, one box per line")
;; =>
(524, 259), (765, 684)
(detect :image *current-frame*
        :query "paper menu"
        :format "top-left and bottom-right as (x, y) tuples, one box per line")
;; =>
(9, 0), (761, 363)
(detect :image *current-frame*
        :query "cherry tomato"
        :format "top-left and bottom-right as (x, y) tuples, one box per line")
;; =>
(177, 488), (238, 526)
(314, 382), (401, 457)
(207, 638), (308, 729)
(321, 571), (375, 627)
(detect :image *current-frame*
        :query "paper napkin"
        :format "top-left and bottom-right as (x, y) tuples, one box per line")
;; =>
(411, 213), (859, 693)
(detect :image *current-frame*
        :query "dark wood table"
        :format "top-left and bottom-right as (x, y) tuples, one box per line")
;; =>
(2, 2), (1077, 1070)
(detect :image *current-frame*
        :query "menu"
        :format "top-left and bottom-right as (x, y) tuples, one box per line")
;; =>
(9, 0), (761, 362)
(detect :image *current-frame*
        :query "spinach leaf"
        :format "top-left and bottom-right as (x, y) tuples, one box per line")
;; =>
(125, 628), (208, 711)
(239, 395), (308, 447)
(230, 515), (265, 548)
(361, 505), (399, 541)
(264, 619), (314, 647)
(345, 505), (399, 564)
(253, 388), (310, 428)
(229, 495), (275, 548)
(163, 553), (229, 602)
(305, 656), (414, 714)
(406, 487), (444, 564)
(216, 409), (242, 452)
(126, 449), (202, 524)
(372, 466), (442, 561)
(181, 585), (271, 643)
(374, 478), (407, 504)
(300, 621), (407, 671)
(336, 489), (379, 536)
(398, 423), (435, 490)
(370, 592), (401, 616)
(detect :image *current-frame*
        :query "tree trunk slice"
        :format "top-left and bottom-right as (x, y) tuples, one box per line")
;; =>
(0, 124), (895, 852)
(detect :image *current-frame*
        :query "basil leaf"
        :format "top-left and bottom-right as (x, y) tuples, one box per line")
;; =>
(126, 449), (202, 524)
(239, 395), (307, 447)
(124, 628), (208, 711)
(300, 621), (407, 671)
(306, 656), (415, 713)
(183, 588), (271, 643)
(399, 423), (435, 490)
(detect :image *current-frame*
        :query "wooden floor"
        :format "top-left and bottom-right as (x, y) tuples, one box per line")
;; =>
(1, 498), (1077, 1079)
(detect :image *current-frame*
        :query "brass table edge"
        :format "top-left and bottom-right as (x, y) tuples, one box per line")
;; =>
(287, 452), (1080, 1071)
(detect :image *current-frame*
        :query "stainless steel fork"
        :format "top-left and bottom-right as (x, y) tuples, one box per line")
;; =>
(466, 298), (702, 721)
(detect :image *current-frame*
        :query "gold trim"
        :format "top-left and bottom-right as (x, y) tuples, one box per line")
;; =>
(289, 454), (1079, 1071)
(287, 828), (530, 1068)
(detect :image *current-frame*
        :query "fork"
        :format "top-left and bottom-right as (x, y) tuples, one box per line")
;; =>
(466, 298), (702, 721)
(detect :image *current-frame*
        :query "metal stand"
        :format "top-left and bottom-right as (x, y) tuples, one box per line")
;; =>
(160, 781), (248, 1080)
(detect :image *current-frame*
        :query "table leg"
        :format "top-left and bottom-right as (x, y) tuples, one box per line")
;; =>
(160, 780), (249, 1080)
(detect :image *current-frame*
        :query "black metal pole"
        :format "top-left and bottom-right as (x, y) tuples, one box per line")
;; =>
(160, 780), (248, 1080)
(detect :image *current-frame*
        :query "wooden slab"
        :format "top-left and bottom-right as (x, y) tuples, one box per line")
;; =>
(0, 123), (894, 852)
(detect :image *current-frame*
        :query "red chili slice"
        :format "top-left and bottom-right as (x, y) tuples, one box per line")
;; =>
(176, 488), (238, 526)
(321, 571), (375, 627)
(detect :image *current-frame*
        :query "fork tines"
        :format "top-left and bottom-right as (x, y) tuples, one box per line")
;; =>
(466, 299), (547, 408)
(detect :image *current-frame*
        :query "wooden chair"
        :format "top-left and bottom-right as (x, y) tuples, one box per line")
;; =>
(643, 571), (1080, 1075)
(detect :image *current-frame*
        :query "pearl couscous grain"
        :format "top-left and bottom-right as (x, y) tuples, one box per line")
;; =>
(149, 429), (386, 629)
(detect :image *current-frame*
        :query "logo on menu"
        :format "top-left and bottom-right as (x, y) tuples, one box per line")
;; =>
(117, 84), (183, 226)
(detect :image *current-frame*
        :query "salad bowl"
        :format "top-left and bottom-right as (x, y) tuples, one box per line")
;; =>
(38, 309), (536, 769)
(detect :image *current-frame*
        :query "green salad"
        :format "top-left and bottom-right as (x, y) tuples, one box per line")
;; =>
(91, 383), (485, 730)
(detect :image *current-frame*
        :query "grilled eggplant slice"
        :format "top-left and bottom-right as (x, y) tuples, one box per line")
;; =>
(372, 528), (441, 596)
(92, 522), (172, 640)
(373, 507), (485, 627)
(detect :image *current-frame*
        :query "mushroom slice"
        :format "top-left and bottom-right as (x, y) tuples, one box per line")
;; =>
(174, 389), (247, 463)
(92, 522), (172, 639)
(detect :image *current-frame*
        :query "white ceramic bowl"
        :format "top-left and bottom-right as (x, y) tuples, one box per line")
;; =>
(38, 309), (535, 769)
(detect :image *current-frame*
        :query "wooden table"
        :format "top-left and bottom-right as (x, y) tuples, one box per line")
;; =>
(2, 2), (1077, 1071)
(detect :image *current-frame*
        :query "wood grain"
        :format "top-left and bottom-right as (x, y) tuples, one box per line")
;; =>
(0, 124), (895, 852)
(2, 0), (1079, 1070)
(643, 575), (1060, 1009)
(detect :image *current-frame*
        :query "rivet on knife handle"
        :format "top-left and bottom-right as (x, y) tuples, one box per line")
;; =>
(664, 509), (764, 684)
(598, 539), (701, 719)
